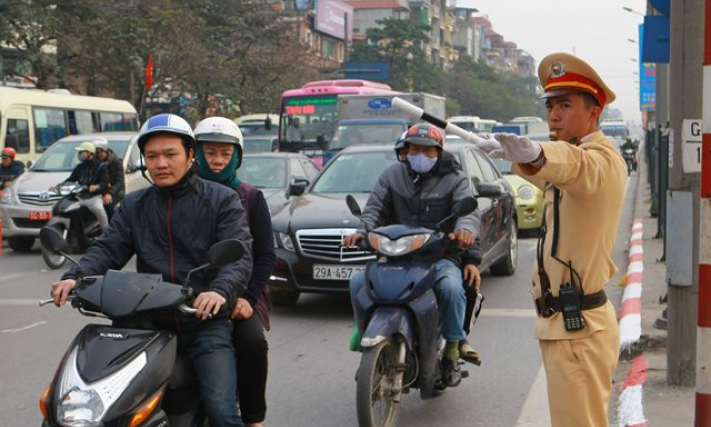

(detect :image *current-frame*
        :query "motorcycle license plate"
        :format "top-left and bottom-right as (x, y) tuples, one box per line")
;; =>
(28, 211), (52, 221)
(313, 265), (365, 280)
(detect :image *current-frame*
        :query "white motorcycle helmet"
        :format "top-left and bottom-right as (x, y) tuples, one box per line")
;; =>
(194, 117), (244, 167)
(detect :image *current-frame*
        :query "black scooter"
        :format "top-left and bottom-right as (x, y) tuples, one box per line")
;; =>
(346, 195), (479, 427)
(38, 227), (245, 427)
(40, 183), (103, 269)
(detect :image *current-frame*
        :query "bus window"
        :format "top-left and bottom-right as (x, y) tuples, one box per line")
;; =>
(7, 118), (30, 154)
(67, 110), (96, 134)
(100, 112), (124, 131)
(34, 108), (68, 152)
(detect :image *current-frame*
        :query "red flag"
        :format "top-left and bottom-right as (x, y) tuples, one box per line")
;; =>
(144, 54), (154, 90)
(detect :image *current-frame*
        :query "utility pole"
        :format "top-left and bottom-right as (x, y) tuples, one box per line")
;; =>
(695, 4), (711, 425)
(667, 0), (703, 386)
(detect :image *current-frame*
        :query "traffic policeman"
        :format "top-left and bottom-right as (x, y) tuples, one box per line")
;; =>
(479, 52), (626, 427)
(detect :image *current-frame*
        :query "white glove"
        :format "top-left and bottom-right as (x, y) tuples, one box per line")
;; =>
(475, 134), (502, 155)
(492, 133), (542, 163)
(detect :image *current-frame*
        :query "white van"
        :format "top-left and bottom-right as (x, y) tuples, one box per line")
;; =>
(448, 116), (499, 133)
(0, 86), (139, 165)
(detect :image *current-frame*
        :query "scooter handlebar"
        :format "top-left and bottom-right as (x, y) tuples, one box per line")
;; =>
(178, 302), (214, 320)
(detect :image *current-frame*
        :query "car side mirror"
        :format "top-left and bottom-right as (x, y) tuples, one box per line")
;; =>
(288, 178), (309, 197)
(477, 182), (505, 199)
(26, 160), (34, 169)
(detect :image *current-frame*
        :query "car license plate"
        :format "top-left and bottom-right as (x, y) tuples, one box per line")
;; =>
(313, 265), (365, 280)
(28, 211), (52, 221)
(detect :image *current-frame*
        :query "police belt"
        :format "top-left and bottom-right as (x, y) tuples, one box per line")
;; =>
(534, 289), (608, 318)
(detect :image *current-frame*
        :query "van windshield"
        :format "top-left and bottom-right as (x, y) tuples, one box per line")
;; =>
(330, 123), (404, 149)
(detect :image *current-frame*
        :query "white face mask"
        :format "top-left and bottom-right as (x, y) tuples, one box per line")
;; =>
(407, 153), (438, 174)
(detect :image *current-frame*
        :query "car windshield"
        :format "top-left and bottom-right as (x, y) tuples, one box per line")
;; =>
(238, 157), (286, 188)
(330, 124), (404, 149)
(240, 123), (277, 137)
(31, 138), (129, 172)
(489, 158), (513, 174)
(311, 150), (398, 193)
(243, 137), (276, 153)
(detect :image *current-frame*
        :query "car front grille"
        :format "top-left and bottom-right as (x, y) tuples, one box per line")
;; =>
(12, 218), (49, 229)
(18, 193), (61, 207)
(296, 228), (375, 262)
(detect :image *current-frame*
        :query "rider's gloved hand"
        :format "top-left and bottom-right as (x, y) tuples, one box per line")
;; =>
(51, 279), (77, 307)
(491, 133), (543, 163)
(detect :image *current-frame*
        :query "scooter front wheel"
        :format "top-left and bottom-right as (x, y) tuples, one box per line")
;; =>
(41, 224), (68, 269)
(356, 338), (403, 427)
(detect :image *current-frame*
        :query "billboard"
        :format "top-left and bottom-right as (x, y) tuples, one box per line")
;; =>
(315, 0), (353, 41)
(638, 24), (656, 111)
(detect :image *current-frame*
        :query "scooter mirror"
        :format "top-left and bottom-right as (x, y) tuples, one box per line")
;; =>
(452, 197), (478, 217)
(40, 227), (69, 254)
(207, 239), (244, 267)
(346, 194), (361, 217)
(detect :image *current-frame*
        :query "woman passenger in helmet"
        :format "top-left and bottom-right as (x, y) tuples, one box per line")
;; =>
(193, 116), (276, 427)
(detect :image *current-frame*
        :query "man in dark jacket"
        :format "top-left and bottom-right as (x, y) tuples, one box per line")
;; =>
(344, 123), (481, 387)
(50, 141), (110, 230)
(51, 114), (253, 427)
(92, 137), (125, 221)
(0, 147), (24, 191)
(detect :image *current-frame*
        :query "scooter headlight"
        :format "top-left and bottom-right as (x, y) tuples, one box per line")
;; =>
(59, 187), (73, 197)
(368, 232), (431, 257)
(55, 347), (147, 426)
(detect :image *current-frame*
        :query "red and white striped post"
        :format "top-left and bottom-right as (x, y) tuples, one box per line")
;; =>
(697, 2), (711, 425)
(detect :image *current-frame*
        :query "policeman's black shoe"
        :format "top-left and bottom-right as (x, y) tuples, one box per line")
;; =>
(441, 358), (462, 388)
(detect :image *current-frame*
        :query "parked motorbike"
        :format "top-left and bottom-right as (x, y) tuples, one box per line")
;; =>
(346, 195), (478, 427)
(622, 148), (636, 176)
(37, 227), (245, 427)
(40, 183), (103, 270)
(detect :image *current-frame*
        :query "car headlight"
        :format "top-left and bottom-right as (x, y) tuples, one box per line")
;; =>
(0, 187), (15, 205)
(277, 232), (294, 252)
(368, 232), (431, 257)
(56, 347), (147, 426)
(517, 185), (535, 200)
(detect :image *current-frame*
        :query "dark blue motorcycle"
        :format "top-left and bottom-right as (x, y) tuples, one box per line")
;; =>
(346, 195), (478, 427)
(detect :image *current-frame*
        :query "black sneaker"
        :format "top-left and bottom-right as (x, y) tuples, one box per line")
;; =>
(441, 358), (462, 387)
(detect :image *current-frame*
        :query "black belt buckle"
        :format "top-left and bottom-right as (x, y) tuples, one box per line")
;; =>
(541, 290), (555, 318)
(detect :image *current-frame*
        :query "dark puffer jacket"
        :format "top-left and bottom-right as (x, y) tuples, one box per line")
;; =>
(61, 172), (253, 309)
(358, 150), (482, 267)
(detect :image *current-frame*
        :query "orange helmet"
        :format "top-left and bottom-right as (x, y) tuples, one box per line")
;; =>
(403, 123), (444, 149)
(1, 147), (16, 160)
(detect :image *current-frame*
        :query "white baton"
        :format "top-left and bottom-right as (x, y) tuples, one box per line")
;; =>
(391, 96), (487, 146)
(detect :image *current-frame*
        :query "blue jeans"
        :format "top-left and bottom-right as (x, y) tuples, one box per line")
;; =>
(350, 258), (466, 341)
(178, 319), (244, 427)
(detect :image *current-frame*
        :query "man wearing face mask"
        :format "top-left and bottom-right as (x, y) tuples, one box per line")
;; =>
(344, 123), (481, 387)
(50, 141), (110, 230)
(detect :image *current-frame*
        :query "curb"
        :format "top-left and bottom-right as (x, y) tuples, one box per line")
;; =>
(617, 218), (647, 426)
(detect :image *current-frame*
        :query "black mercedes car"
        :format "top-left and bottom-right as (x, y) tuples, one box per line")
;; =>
(268, 142), (518, 306)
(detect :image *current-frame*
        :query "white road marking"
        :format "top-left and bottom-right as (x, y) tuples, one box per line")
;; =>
(0, 298), (47, 306)
(3, 321), (47, 333)
(0, 273), (24, 282)
(515, 365), (552, 427)
(480, 308), (537, 318)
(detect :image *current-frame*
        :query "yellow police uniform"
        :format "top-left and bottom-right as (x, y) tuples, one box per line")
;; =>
(512, 53), (627, 427)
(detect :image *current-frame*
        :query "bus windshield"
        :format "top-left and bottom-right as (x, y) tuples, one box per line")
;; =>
(279, 95), (339, 150)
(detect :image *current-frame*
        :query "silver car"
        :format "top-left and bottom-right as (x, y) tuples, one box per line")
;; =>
(0, 132), (148, 252)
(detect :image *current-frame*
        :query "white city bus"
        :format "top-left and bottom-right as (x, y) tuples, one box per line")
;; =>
(448, 116), (499, 134)
(0, 86), (139, 164)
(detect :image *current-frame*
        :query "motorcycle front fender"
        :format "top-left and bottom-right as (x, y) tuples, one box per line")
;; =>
(361, 307), (414, 350)
(45, 216), (70, 230)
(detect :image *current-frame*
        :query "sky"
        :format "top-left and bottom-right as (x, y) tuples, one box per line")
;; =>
(458, 0), (648, 123)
